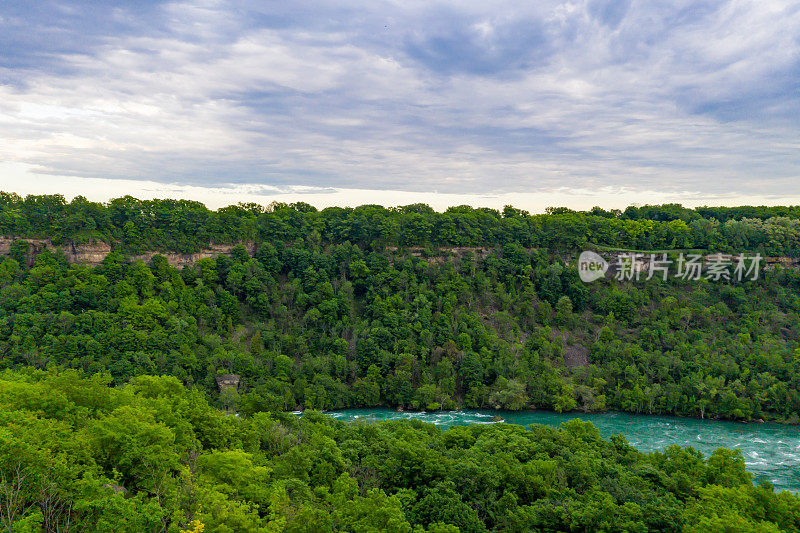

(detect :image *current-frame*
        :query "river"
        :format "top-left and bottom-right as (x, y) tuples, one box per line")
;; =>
(326, 408), (800, 494)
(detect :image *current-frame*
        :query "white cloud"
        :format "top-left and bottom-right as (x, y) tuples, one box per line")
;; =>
(0, 0), (798, 199)
(6, 161), (800, 212)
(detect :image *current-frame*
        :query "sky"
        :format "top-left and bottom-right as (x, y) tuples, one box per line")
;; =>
(1, 0), (799, 211)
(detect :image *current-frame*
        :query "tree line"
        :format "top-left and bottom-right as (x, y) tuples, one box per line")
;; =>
(3, 193), (800, 255)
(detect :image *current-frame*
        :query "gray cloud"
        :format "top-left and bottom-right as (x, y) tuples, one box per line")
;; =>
(0, 0), (798, 196)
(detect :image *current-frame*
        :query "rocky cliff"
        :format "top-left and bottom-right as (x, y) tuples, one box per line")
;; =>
(0, 238), (256, 267)
(1, 238), (798, 272)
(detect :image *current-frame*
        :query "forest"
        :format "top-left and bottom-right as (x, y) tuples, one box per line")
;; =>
(3, 192), (800, 255)
(2, 371), (799, 532)
(2, 193), (800, 531)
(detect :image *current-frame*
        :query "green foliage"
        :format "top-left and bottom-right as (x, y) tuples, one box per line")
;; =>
(5, 193), (800, 253)
(2, 194), (800, 528)
(2, 213), (800, 422)
(2, 372), (796, 531)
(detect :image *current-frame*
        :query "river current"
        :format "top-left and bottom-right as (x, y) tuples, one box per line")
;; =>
(326, 408), (800, 494)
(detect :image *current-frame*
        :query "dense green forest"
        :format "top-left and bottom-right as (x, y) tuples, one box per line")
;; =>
(3, 192), (800, 254)
(2, 193), (800, 531)
(2, 371), (798, 532)
(1, 209), (799, 422)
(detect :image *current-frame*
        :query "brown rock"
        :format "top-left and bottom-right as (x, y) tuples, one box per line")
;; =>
(216, 374), (241, 391)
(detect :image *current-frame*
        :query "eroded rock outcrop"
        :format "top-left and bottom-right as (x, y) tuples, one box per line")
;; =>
(0, 238), (256, 267)
(215, 374), (241, 391)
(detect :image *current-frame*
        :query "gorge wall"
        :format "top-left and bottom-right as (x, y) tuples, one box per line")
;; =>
(0, 238), (257, 268)
(1, 237), (798, 271)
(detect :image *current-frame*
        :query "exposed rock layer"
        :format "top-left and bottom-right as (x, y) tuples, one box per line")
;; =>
(1, 238), (798, 270)
(0, 238), (256, 267)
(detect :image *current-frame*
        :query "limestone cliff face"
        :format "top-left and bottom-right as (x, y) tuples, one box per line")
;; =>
(0, 238), (256, 267)
(1, 238), (798, 270)
(0, 238), (113, 266)
(130, 242), (258, 268)
(67, 241), (113, 265)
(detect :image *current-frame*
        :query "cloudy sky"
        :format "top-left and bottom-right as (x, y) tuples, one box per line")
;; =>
(1, 0), (799, 210)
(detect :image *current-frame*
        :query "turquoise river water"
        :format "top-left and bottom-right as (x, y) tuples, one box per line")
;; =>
(326, 409), (800, 494)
